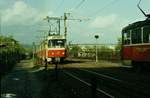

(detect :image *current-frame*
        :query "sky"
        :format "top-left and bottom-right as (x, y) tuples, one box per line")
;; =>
(0, 0), (150, 45)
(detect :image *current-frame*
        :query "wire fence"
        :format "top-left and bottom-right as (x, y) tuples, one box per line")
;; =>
(67, 44), (121, 62)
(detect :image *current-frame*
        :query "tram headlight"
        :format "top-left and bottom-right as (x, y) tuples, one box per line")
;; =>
(52, 52), (54, 55)
(62, 52), (65, 55)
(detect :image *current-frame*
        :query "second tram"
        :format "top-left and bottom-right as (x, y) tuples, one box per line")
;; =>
(121, 0), (150, 70)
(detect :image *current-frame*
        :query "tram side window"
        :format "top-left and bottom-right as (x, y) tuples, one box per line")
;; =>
(143, 26), (150, 43)
(123, 30), (130, 45)
(131, 28), (141, 44)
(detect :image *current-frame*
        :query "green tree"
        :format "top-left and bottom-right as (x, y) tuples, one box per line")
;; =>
(0, 35), (27, 75)
(69, 45), (82, 57)
(115, 38), (122, 51)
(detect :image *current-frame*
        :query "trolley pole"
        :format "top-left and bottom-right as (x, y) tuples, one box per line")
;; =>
(94, 35), (99, 62)
(43, 16), (61, 35)
(58, 19), (61, 34)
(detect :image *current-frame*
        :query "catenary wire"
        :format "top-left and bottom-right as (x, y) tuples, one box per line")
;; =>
(89, 0), (120, 17)
(54, 0), (65, 12)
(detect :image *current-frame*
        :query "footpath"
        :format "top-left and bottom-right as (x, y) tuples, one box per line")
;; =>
(1, 60), (66, 98)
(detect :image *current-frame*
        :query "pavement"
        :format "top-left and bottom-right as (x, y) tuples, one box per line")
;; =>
(1, 60), (51, 98)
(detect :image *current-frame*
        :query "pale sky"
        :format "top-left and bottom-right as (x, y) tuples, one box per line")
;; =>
(0, 0), (150, 44)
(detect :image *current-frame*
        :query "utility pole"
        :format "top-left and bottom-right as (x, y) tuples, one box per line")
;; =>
(63, 12), (86, 45)
(64, 12), (70, 47)
(64, 13), (70, 40)
(94, 35), (99, 62)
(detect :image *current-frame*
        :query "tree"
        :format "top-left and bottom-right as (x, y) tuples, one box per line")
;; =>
(69, 45), (82, 57)
(115, 37), (122, 51)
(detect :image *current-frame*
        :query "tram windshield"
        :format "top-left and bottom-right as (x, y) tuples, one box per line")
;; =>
(48, 39), (65, 48)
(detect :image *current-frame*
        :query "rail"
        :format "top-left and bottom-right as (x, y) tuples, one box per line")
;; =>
(63, 70), (115, 98)
(79, 69), (123, 82)
(65, 68), (150, 98)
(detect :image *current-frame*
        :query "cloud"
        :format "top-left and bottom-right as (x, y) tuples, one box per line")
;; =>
(90, 14), (118, 29)
(1, 1), (53, 26)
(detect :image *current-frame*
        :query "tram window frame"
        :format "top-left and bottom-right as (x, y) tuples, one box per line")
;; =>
(143, 25), (150, 43)
(123, 30), (131, 45)
(131, 28), (142, 44)
(48, 40), (52, 48)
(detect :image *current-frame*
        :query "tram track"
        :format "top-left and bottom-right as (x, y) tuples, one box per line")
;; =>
(63, 70), (115, 98)
(80, 68), (150, 97)
(63, 67), (150, 98)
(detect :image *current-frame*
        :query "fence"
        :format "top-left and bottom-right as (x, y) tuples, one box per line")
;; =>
(68, 44), (121, 62)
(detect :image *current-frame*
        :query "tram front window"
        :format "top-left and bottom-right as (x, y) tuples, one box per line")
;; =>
(48, 40), (65, 48)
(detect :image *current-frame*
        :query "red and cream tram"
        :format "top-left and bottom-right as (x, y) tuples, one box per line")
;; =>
(122, 20), (150, 67)
(121, 0), (150, 70)
(36, 34), (66, 64)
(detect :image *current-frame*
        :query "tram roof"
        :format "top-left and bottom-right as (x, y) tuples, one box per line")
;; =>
(122, 19), (150, 31)
(47, 35), (65, 40)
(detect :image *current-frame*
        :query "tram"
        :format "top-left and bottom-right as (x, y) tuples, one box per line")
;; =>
(35, 34), (66, 64)
(121, 0), (150, 69)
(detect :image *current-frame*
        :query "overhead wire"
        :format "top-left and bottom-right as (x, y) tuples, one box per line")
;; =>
(89, 0), (120, 17)
(74, 0), (86, 9)
(69, 0), (86, 13)
(120, 0), (147, 26)
(54, 0), (65, 12)
(69, 0), (120, 21)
